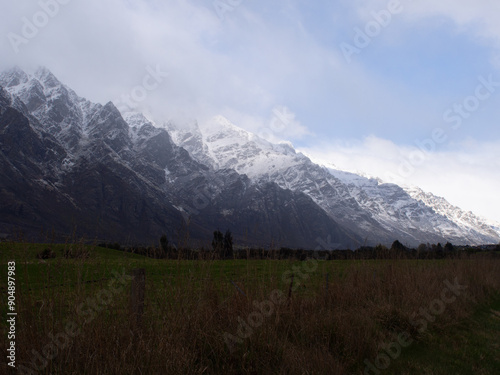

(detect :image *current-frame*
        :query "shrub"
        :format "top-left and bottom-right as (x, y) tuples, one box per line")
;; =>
(36, 248), (56, 259)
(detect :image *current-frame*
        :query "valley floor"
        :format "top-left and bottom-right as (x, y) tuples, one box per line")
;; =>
(0, 243), (499, 374)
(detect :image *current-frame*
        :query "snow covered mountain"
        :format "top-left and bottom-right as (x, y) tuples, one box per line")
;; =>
(0, 67), (357, 248)
(0, 66), (101, 152)
(1, 66), (497, 247)
(169, 115), (500, 246)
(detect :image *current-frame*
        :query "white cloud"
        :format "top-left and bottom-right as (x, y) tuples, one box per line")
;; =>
(405, 0), (500, 41)
(358, 0), (500, 45)
(0, 0), (342, 129)
(1, 0), (498, 224)
(259, 105), (312, 143)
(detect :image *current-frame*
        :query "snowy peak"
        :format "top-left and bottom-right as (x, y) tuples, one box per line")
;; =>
(86, 102), (131, 149)
(201, 115), (259, 145)
(34, 66), (62, 89)
(166, 119), (214, 169)
(201, 115), (297, 156)
(188, 115), (304, 178)
(123, 111), (153, 129)
(0, 66), (62, 108)
(0, 66), (29, 88)
(123, 111), (163, 145)
(1, 66), (102, 151)
(11, 77), (46, 113)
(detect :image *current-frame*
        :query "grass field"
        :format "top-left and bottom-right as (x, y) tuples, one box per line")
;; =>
(0, 242), (499, 374)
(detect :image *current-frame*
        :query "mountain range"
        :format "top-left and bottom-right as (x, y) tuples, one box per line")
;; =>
(0, 66), (498, 248)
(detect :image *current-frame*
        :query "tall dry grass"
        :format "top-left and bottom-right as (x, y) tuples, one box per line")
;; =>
(1, 254), (499, 374)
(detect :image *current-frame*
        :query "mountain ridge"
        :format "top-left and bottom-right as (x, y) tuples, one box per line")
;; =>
(0, 67), (359, 248)
(0, 66), (498, 247)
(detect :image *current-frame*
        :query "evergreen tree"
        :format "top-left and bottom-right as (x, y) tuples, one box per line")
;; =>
(391, 240), (405, 251)
(160, 234), (169, 252)
(224, 229), (233, 258)
(212, 230), (224, 255)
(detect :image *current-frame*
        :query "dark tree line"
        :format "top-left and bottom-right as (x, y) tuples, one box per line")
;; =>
(98, 236), (500, 260)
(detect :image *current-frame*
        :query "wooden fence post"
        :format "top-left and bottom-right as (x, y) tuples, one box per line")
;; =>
(287, 273), (295, 304)
(130, 268), (145, 329)
(324, 272), (330, 306)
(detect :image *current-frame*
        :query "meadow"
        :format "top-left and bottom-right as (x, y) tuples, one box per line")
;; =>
(0, 242), (499, 374)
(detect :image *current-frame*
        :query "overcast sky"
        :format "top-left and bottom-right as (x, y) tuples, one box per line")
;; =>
(1, 0), (499, 222)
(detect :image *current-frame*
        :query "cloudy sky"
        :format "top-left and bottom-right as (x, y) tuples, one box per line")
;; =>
(1, 0), (499, 221)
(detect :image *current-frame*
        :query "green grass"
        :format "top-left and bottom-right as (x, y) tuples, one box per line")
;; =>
(0, 243), (144, 291)
(366, 295), (500, 375)
(0, 242), (356, 293)
(0, 242), (483, 316)
(1, 243), (499, 374)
